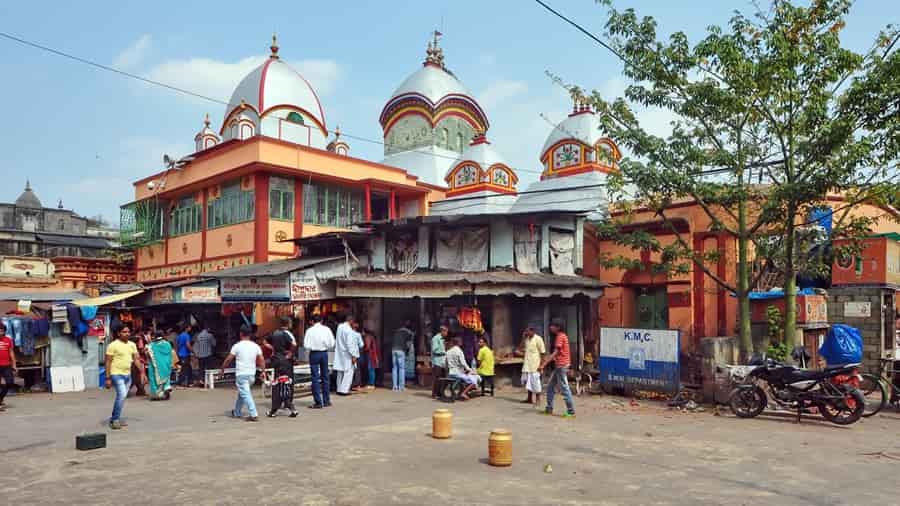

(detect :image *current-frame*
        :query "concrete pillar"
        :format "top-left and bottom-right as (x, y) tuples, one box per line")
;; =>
(491, 295), (513, 356)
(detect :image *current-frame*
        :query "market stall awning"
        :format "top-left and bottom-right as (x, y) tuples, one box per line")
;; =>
(336, 272), (607, 299)
(71, 289), (144, 307)
(205, 256), (343, 278)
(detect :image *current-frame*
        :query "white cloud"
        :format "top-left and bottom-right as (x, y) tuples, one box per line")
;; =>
(478, 80), (529, 111)
(114, 34), (152, 69)
(143, 55), (343, 105)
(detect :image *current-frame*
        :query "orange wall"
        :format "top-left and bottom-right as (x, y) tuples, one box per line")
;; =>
(206, 222), (255, 258)
(137, 243), (166, 268)
(166, 232), (203, 264)
(268, 220), (295, 254)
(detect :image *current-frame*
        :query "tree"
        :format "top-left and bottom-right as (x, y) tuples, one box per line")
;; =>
(566, 0), (899, 358)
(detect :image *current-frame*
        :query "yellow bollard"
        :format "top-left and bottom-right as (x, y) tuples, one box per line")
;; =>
(488, 429), (512, 466)
(432, 409), (452, 439)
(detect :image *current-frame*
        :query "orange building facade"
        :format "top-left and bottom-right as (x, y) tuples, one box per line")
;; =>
(586, 198), (900, 352)
(122, 38), (443, 285)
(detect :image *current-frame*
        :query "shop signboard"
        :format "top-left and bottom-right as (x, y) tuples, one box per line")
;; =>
(180, 285), (220, 303)
(290, 268), (336, 302)
(221, 276), (289, 301)
(151, 287), (174, 304)
(598, 327), (680, 395)
(843, 301), (871, 318)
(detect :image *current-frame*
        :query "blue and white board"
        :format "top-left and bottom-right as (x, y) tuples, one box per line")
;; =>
(598, 327), (680, 394)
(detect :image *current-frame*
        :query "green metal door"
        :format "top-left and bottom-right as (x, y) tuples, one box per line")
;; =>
(635, 288), (668, 329)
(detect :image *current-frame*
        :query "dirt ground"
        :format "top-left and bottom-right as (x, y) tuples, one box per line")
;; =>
(2, 384), (899, 506)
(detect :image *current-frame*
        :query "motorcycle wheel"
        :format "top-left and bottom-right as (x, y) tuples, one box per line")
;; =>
(859, 374), (887, 418)
(729, 386), (767, 418)
(819, 388), (866, 425)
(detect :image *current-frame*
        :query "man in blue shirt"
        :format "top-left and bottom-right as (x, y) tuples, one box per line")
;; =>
(176, 325), (194, 387)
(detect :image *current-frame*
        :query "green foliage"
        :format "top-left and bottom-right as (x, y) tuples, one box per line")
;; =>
(766, 340), (790, 363)
(766, 304), (783, 345)
(570, 0), (899, 353)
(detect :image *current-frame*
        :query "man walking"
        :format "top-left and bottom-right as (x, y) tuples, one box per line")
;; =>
(430, 325), (448, 399)
(391, 319), (414, 391)
(516, 327), (546, 406)
(105, 323), (145, 429)
(268, 317), (297, 417)
(194, 324), (216, 387)
(541, 319), (575, 418)
(0, 322), (17, 411)
(334, 315), (360, 396)
(220, 325), (264, 422)
(176, 325), (194, 387)
(303, 314), (335, 409)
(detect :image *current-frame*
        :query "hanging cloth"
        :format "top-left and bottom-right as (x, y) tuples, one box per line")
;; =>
(80, 306), (99, 321)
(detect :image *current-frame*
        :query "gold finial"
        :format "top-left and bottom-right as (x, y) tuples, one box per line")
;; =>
(270, 33), (279, 59)
(203, 113), (210, 127)
(239, 99), (247, 110)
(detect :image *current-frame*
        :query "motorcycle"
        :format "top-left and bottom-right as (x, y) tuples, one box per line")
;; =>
(728, 357), (865, 425)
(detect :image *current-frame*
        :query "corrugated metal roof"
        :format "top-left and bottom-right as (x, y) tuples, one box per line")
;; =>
(336, 271), (606, 299)
(35, 233), (114, 248)
(340, 271), (607, 288)
(142, 278), (214, 289)
(0, 290), (86, 302)
(205, 256), (344, 278)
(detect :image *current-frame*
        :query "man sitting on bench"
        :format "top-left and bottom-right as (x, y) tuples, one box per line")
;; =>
(447, 336), (479, 400)
(476, 336), (495, 397)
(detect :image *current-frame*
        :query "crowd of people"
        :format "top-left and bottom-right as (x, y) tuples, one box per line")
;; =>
(89, 311), (576, 429)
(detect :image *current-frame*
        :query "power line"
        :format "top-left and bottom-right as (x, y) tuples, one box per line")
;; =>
(0, 31), (228, 105)
(0, 30), (555, 177)
(532, 0), (626, 62)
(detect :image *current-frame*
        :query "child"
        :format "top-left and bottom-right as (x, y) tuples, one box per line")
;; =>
(363, 330), (380, 388)
(476, 336), (495, 397)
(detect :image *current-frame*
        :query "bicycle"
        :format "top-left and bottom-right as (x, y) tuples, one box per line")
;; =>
(858, 359), (900, 418)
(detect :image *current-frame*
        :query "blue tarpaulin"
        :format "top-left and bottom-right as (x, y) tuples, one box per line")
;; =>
(746, 288), (817, 300)
(819, 324), (863, 366)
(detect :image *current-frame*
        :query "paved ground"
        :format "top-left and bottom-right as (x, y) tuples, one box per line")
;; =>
(2, 384), (900, 506)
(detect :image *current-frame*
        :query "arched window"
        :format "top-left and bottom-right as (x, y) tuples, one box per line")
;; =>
(440, 128), (449, 149)
(286, 111), (305, 124)
(456, 132), (464, 152)
(240, 123), (255, 139)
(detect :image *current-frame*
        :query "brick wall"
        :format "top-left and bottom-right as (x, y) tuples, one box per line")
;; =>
(827, 286), (889, 373)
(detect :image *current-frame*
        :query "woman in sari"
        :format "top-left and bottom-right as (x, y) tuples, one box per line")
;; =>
(146, 332), (178, 400)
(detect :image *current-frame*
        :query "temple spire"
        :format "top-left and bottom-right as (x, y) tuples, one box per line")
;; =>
(270, 33), (280, 59)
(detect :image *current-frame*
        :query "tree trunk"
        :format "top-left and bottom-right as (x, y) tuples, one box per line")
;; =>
(736, 176), (753, 362)
(782, 207), (799, 350)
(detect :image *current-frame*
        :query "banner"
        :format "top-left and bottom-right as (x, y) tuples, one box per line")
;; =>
(290, 268), (336, 302)
(598, 327), (680, 394)
(221, 276), (289, 301)
(181, 286), (220, 303)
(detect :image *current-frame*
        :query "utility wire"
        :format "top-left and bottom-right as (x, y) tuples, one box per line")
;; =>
(0, 31), (228, 105)
(532, 0), (626, 62)
(0, 30), (556, 176)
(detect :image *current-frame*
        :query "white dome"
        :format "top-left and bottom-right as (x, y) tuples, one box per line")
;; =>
(389, 64), (471, 106)
(223, 44), (326, 137)
(445, 138), (510, 180)
(541, 109), (604, 157)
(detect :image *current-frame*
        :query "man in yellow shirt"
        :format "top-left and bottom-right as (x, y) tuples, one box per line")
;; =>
(105, 323), (145, 429)
(476, 336), (495, 397)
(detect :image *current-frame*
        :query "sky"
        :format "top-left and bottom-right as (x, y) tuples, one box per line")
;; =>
(0, 1), (893, 225)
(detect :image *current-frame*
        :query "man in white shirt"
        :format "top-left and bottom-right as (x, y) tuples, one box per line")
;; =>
(334, 315), (361, 396)
(220, 324), (264, 422)
(303, 314), (335, 409)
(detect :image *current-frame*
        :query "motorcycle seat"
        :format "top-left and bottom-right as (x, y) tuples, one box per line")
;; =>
(824, 363), (860, 371)
(787, 369), (831, 382)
